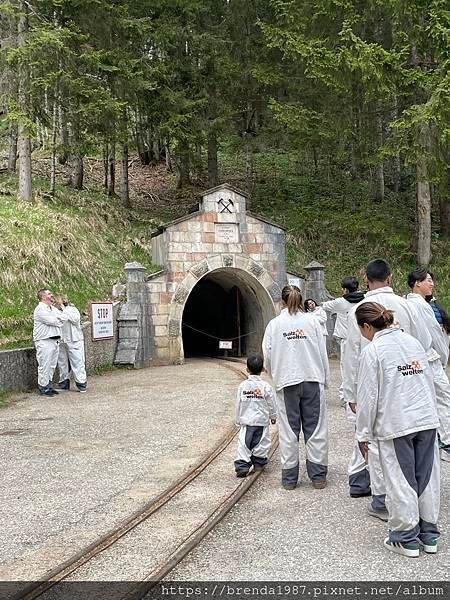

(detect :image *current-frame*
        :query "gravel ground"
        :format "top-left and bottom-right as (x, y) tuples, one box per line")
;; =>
(170, 361), (450, 581)
(0, 360), (240, 581)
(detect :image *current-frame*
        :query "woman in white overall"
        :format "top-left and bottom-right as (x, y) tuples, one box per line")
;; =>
(355, 302), (440, 558)
(263, 285), (330, 490)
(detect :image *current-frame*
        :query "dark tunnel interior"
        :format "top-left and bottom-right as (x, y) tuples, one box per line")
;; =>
(182, 278), (245, 357)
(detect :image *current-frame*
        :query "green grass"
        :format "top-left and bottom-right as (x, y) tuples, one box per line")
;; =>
(0, 174), (159, 347)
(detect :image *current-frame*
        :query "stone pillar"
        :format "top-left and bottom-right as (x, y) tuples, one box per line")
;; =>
(304, 261), (328, 302)
(114, 262), (153, 368)
(304, 261), (336, 355)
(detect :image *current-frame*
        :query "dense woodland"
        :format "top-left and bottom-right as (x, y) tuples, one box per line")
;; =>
(0, 0), (449, 267)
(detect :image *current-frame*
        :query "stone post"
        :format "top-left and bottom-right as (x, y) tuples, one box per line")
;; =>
(304, 261), (336, 356)
(304, 261), (328, 302)
(114, 262), (153, 368)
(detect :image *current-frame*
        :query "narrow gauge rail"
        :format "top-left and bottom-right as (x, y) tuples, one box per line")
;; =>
(12, 360), (279, 600)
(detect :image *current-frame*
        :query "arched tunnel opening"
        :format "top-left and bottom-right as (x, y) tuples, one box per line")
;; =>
(181, 268), (275, 358)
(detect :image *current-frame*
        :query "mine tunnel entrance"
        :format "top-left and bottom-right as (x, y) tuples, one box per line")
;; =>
(181, 267), (275, 358)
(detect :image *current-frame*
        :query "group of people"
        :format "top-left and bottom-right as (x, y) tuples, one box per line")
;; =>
(33, 289), (87, 396)
(234, 259), (450, 558)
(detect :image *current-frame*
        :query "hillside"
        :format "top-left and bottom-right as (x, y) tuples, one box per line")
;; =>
(1, 152), (449, 348)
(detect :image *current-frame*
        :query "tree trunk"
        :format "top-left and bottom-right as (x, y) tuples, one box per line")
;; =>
(440, 168), (450, 236)
(164, 139), (172, 171)
(103, 142), (109, 189)
(70, 153), (84, 189)
(245, 139), (253, 204)
(177, 139), (191, 188)
(8, 124), (18, 172)
(392, 97), (401, 193)
(17, 0), (32, 201)
(108, 143), (115, 195)
(207, 130), (218, 187)
(375, 112), (385, 202)
(58, 105), (69, 165)
(120, 143), (130, 208)
(50, 100), (57, 196)
(416, 157), (432, 266)
(153, 139), (160, 162)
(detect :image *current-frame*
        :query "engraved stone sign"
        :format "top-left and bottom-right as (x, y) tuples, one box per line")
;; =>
(215, 223), (239, 244)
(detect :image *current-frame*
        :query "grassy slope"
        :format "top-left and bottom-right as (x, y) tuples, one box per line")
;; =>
(1, 152), (449, 347)
(0, 174), (158, 346)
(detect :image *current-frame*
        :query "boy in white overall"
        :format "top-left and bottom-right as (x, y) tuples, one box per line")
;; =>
(234, 353), (277, 477)
(355, 302), (440, 558)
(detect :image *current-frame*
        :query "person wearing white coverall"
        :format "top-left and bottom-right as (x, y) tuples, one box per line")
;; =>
(355, 302), (440, 558)
(342, 259), (432, 515)
(304, 298), (328, 337)
(321, 276), (365, 406)
(407, 268), (450, 462)
(53, 295), (87, 393)
(33, 289), (67, 396)
(234, 353), (277, 477)
(263, 285), (330, 490)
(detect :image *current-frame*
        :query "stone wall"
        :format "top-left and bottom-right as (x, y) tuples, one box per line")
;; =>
(0, 302), (121, 393)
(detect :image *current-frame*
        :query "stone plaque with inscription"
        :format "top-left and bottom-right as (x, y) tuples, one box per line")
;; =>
(215, 223), (239, 244)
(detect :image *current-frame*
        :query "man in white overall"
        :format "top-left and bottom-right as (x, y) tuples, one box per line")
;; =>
(407, 268), (450, 462)
(342, 259), (432, 519)
(33, 289), (67, 396)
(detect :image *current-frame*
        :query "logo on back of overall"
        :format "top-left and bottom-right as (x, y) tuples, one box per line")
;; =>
(243, 388), (264, 400)
(397, 360), (423, 376)
(283, 328), (307, 340)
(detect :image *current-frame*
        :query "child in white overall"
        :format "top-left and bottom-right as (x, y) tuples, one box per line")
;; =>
(355, 302), (440, 558)
(234, 353), (277, 477)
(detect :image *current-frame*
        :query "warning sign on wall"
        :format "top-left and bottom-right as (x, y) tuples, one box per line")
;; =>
(91, 302), (114, 340)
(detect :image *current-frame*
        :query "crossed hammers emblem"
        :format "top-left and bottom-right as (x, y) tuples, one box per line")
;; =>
(218, 197), (234, 213)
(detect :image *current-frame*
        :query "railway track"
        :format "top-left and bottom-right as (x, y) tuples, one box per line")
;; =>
(10, 359), (279, 600)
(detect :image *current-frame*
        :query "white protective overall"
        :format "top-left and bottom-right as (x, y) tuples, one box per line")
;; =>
(407, 293), (450, 457)
(322, 292), (365, 404)
(263, 309), (330, 486)
(57, 304), (87, 386)
(234, 375), (277, 473)
(356, 328), (440, 545)
(33, 302), (67, 389)
(342, 287), (432, 503)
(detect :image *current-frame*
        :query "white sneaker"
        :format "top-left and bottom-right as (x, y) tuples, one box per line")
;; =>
(420, 539), (438, 554)
(384, 538), (419, 558)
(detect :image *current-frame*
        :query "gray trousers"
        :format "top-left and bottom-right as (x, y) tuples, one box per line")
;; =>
(234, 425), (270, 473)
(379, 429), (440, 544)
(276, 382), (328, 486)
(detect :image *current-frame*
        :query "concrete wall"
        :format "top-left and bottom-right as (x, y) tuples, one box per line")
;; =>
(0, 302), (121, 393)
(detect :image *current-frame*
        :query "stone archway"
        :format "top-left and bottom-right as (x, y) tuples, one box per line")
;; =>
(167, 254), (281, 363)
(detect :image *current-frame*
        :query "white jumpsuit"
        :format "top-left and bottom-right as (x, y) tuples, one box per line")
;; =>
(322, 293), (365, 403)
(407, 293), (450, 459)
(234, 375), (277, 473)
(57, 304), (87, 387)
(342, 286), (432, 505)
(356, 328), (440, 545)
(263, 309), (330, 486)
(33, 302), (67, 391)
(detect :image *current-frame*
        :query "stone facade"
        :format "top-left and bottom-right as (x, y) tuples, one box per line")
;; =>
(145, 184), (286, 365)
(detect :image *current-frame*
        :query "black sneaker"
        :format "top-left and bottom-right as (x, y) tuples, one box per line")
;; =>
(39, 386), (58, 397)
(235, 470), (249, 478)
(350, 490), (372, 498)
(76, 382), (87, 394)
(56, 379), (70, 391)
